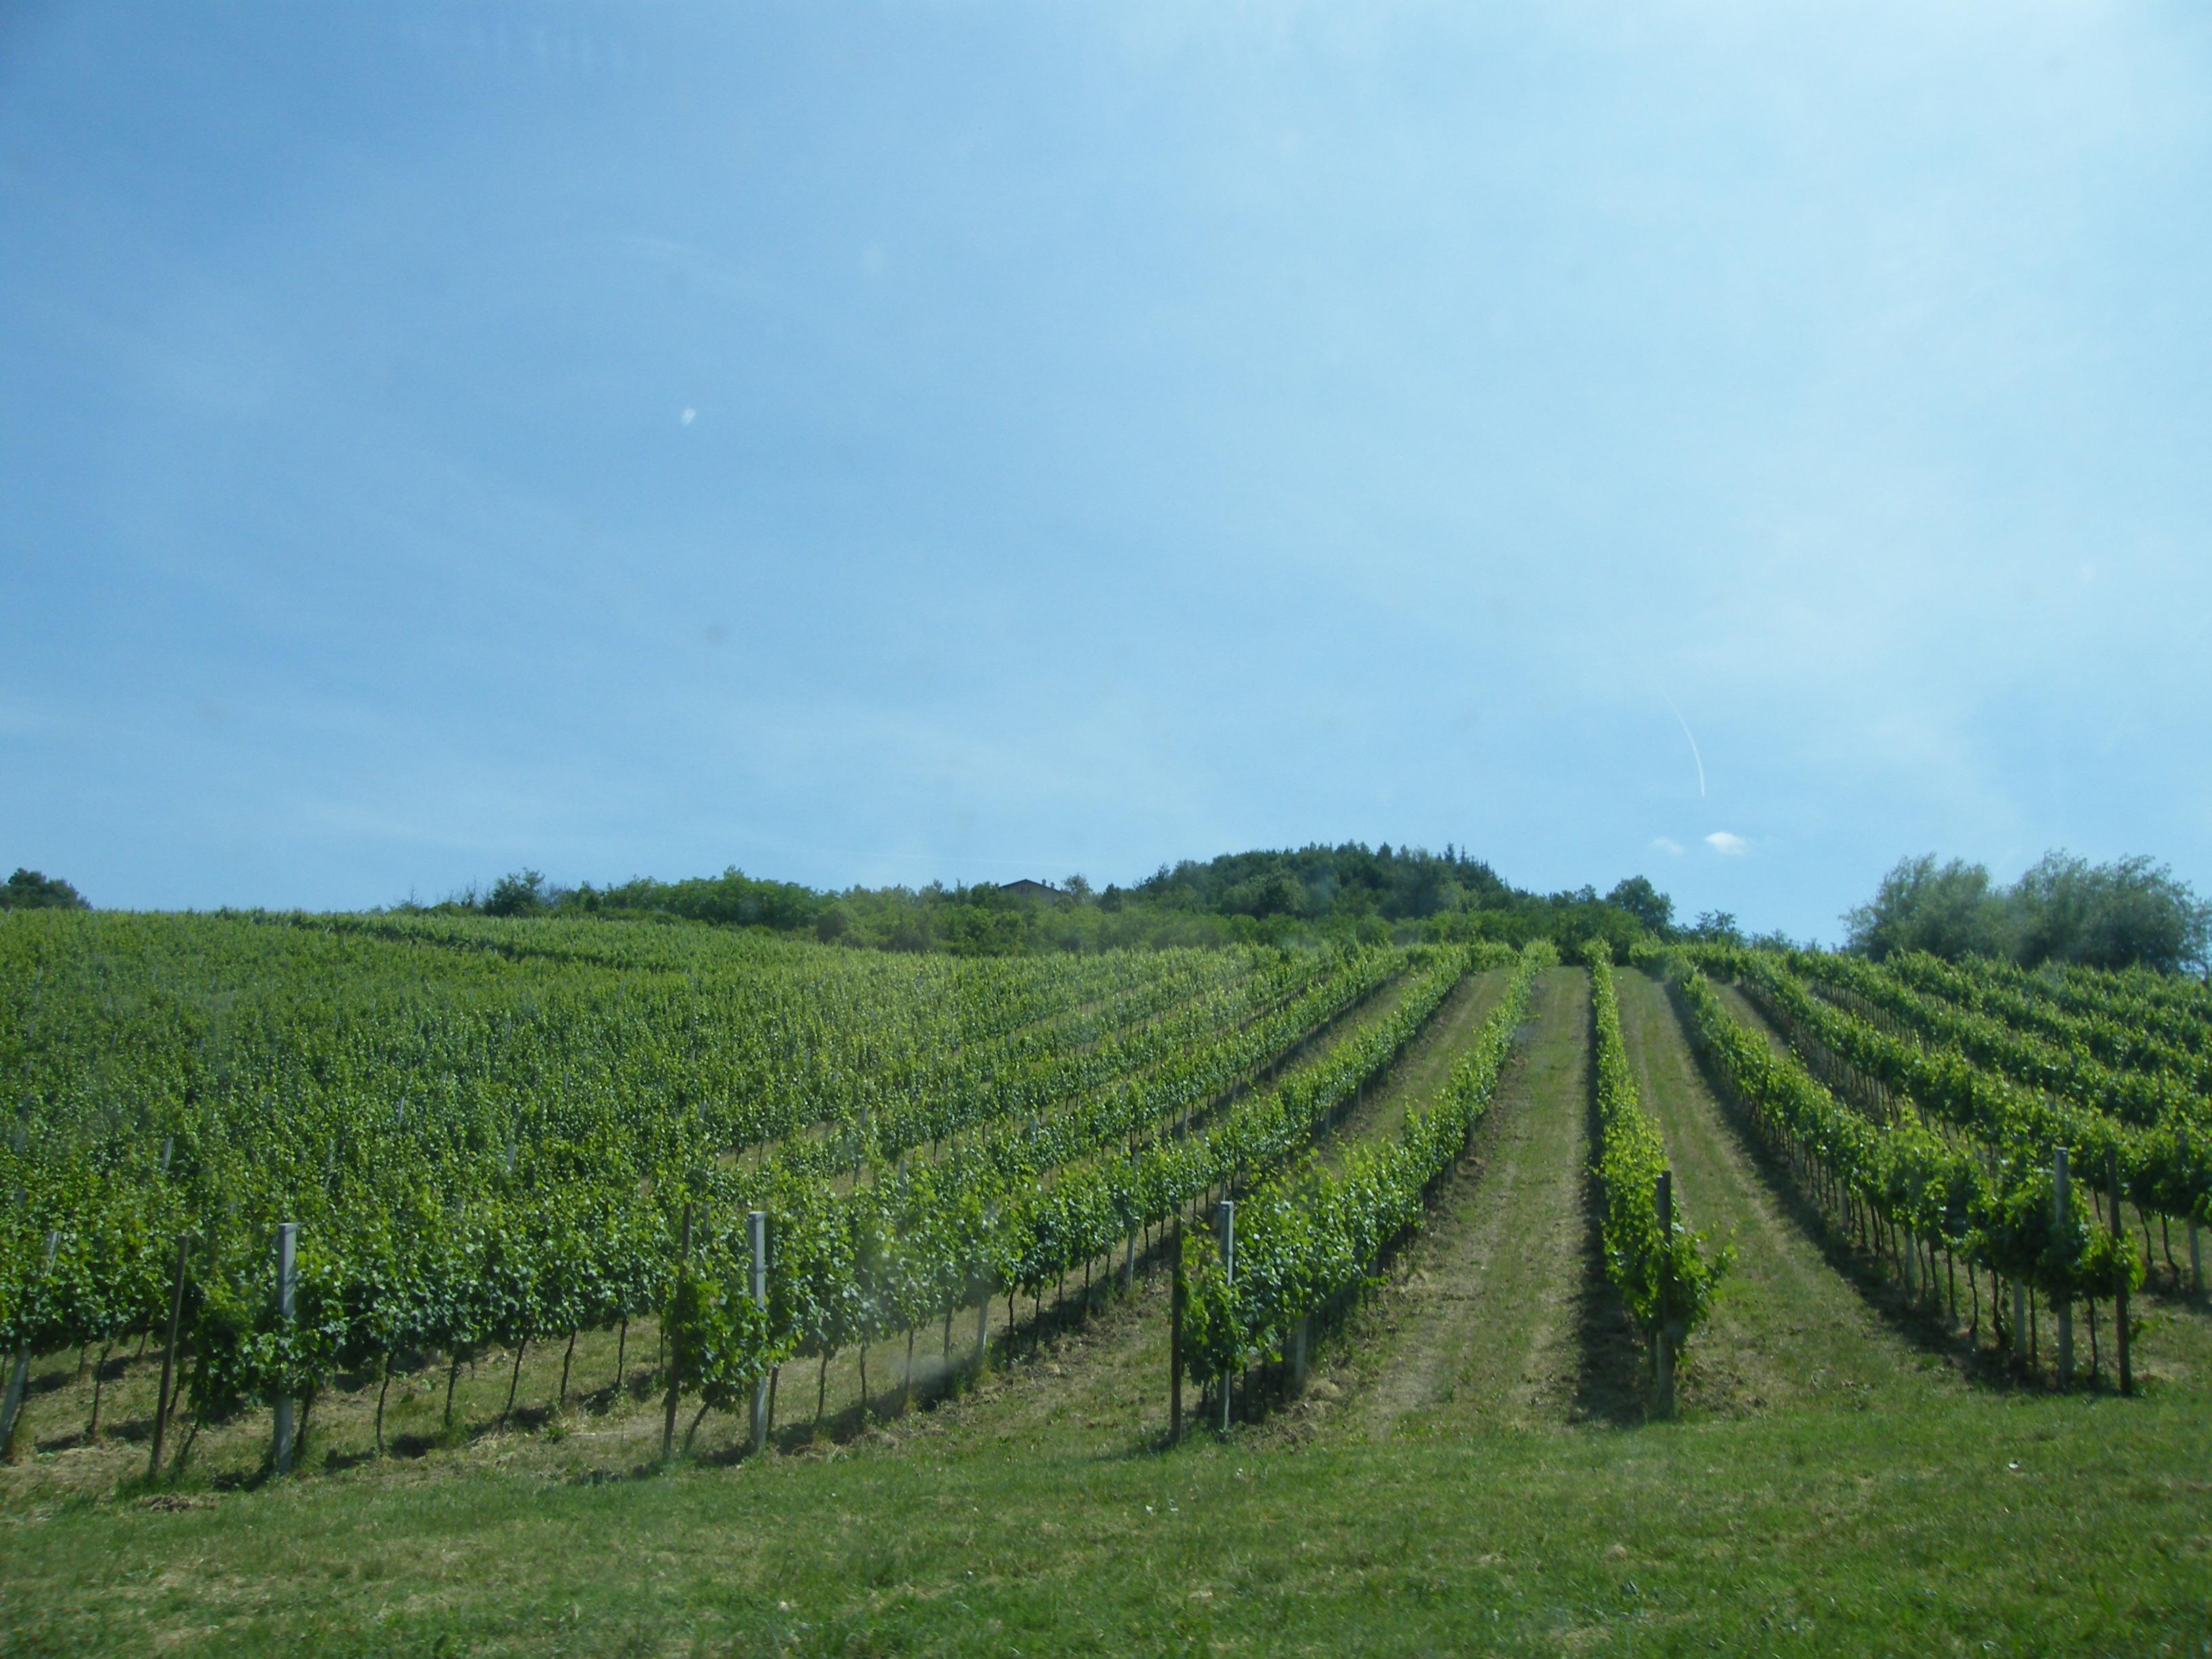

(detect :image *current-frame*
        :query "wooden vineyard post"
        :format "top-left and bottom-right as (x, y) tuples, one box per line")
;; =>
(2191, 1218), (2203, 1297)
(1, 1230), (60, 1454)
(272, 1223), (299, 1475)
(1289, 1317), (1309, 1395)
(2108, 1161), (2131, 1397)
(1654, 1174), (1675, 1418)
(974, 1282), (989, 1372)
(2053, 1150), (2073, 1389)
(148, 1234), (191, 1479)
(1169, 1218), (1184, 1443)
(748, 1210), (770, 1454)
(1217, 1200), (1235, 1434)
(1124, 1228), (1135, 1294)
(661, 1204), (691, 1462)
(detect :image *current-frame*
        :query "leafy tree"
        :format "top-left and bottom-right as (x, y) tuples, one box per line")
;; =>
(1843, 849), (2209, 974)
(483, 870), (550, 917)
(1687, 910), (1743, 945)
(1604, 876), (1674, 935)
(2008, 851), (2210, 975)
(1223, 867), (1306, 920)
(574, 865), (819, 930)
(1, 869), (88, 910)
(1841, 855), (2007, 962)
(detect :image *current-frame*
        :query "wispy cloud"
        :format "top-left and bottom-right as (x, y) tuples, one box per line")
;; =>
(1704, 831), (1750, 857)
(1652, 836), (1683, 855)
(1661, 694), (1706, 797)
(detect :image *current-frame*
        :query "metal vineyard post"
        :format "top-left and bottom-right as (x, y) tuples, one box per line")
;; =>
(272, 1223), (299, 1475)
(1654, 1173), (1675, 1417)
(2053, 1149), (2073, 1388)
(748, 1210), (769, 1454)
(148, 1234), (190, 1479)
(1217, 1199), (1235, 1433)
(661, 1204), (691, 1462)
(1168, 1216), (1183, 1443)
(2108, 1158), (2131, 1396)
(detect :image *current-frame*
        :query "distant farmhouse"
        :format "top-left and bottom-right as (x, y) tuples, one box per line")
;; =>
(996, 879), (1059, 899)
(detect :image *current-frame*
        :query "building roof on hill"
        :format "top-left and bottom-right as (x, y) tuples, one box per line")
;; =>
(997, 878), (1059, 898)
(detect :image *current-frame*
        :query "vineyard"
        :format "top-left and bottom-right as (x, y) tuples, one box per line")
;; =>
(2, 912), (1540, 1469)
(3, 912), (2210, 1654)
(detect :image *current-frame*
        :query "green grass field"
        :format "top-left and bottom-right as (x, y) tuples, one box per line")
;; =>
(5, 965), (2209, 1656)
(6, 1392), (2211, 1657)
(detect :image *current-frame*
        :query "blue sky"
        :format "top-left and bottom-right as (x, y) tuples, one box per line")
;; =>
(4, 1), (2209, 941)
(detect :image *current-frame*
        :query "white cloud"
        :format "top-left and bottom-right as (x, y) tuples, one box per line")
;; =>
(1652, 836), (1683, 855)
(1704, 831), (1750, 857)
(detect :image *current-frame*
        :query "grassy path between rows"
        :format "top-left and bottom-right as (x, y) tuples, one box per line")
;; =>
(1614, 968), (1962, 1418)
(1314, 966), (1513, 1170)
(1324, 966), (1610, 1440)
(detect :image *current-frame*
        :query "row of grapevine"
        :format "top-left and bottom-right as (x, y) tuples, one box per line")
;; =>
(0, 912), (1263, 1206)
(570, 946), (1488, 1448)
(636, 945), (1491, 1447)
(0, 920), (1322, 1371)
(963, 947), (1488, 1326)
(1668, 961), (2141, 1332)
(1803, 950), (2212, 1126)
(788, 944), (1411, 1188)
(1910, 951), (2212, 1077)
(1587, 954), (1727, 1385)
(1, 939), (1486, 1469)
(1179, 941), (1555, 1397)
(1709, 949), (2212, 1232)
(2033, 956), (2212, 1048)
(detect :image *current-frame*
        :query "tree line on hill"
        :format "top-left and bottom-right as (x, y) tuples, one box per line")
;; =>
(14, 842), (2200, 975)
(430, 844), (1755, 960)
(436, 842), (2209, 975)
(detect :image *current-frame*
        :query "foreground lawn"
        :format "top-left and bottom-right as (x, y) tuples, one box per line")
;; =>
(3, 1387), (2207, 1657)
